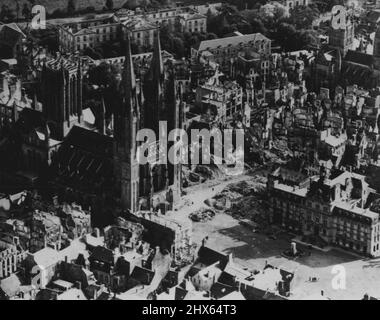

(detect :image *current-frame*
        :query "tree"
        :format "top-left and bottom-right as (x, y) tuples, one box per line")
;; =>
(67, 0), (76, 16)
(206, 33), (218, 40)
(298, 29), (318, 48)
(22, 3), (31, 20)
(286, 5), (319, 29)
(250, 18), (267, 35)
(274, 22), (298, 51)
(0, 5), (15, 22)
(88, 62), (121, 87)
(105, 0), (114, 10)
(172, 37), (185, 57)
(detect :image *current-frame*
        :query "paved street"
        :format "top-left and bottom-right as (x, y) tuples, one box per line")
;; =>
(169, 173), (380, 300)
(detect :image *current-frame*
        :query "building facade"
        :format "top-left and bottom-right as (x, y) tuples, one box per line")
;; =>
(268, 168), (380, 257)
(192, 33), (271, 75)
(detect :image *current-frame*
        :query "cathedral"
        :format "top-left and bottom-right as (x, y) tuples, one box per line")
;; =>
(314, 15), (380, 92)
(0, 32), (185, 226)
(48, 32), (184, 226)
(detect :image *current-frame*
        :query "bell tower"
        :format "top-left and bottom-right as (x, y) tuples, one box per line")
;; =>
(113, 33), (140, 213)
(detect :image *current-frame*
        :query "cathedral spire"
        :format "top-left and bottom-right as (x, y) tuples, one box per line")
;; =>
(143, 29), (165, 133)
(122, 32), (136, 92)
(146, 29), (164, 82)
(100, 95), (107, 135)
(153, 30), (164, 78)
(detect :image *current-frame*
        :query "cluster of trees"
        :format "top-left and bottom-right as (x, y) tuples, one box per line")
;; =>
(159, 24), (218, 58)
(206, 2), (321, 51)
(0, 4), (16, 22)
(122, 0), (171, 10)
(223, 0), (343, 13)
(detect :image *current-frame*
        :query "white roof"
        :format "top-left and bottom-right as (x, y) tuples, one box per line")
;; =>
(219, 291), (246, 300)
(33, 247), (61, 268)
(196, 33), (270, 52)
(57, 288), (87, 300)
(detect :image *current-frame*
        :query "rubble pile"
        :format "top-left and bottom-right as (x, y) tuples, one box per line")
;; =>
(263, 138), (292, 164)
(189, 207), (216, 222)
(226, 196), (261, 219)
(203, 177), (268, 219)
(182, 165), (224, 187)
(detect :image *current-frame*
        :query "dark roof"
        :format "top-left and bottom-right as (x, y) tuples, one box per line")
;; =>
(345, 50), (374, 68)
(308, 179), (332, 202)
(366, 10), (380, 23)
(329, 169), (344, 180)
(197, 246), (228, 268)
(175, 287), (188, 300)
(16, 109), (46, 135)
(218, 271), (236, 287)
(52, 126), (115, 193)
(130, 266), (155, 285)
(90, 246), (114, 264)
(96, 292), (112, 300)
(186, 266), (201, 278)
(65, 126), (114, 158)
(0, 24), (25, 49)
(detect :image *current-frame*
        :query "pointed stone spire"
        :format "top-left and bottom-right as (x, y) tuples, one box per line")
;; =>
(100, 95), (107, 135)
(146, 29), (164, 82)
(123, 32), (136, 92)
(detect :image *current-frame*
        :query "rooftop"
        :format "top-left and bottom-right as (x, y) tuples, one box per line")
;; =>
(195, 33), (270, 52)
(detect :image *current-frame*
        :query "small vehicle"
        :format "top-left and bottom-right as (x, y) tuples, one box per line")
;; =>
(268, 235), (277, 240)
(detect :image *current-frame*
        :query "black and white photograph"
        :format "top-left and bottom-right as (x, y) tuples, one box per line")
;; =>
(0, 0), (378, 304)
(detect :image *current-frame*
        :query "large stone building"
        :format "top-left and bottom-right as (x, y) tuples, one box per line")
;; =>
(191, 33), (271, 75)
(195, 72), (244, 125)
(327, 14), (355, 55)
(40, 56), (83, 141)
(268, 167), (380, 257)
(314, 15), (380, 90)
(49, 32), (184, 226)
(0, 236), (26, 279)
(58, 7), (207, 54)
